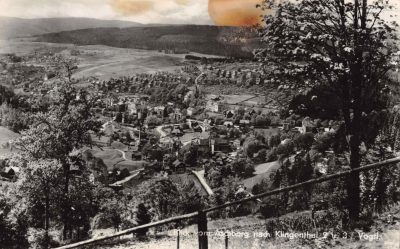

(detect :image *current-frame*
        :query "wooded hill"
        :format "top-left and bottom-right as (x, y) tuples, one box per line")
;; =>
(0, 16), (143, 39)
(34, 25), (264, 58)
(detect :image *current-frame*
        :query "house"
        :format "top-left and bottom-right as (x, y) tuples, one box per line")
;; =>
(1, 166), (19, 179)
(131, 151), (142, 160)
(283, 119), (295, 131)
(154, 106), (166, 118)
(233, 139), (241, 149)
(206, 100), (219, 112)
(210, 138), (232, 154)
(128, 102), (139, 114)
(172, 160), (185, 172)
(196, 138), (211, 155)
(187, 107), (197, 117)
(160, 137), (175, 149)
(240, 120), (250, 125)
(169, 109), (183, 121)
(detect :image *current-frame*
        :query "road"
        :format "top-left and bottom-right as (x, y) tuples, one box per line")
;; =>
(110, 168), (144, 186)
(156, 125), (167, 137)
(192, 170), (214, 196)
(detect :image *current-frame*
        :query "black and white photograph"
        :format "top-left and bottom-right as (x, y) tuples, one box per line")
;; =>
(0, 0), (400, 248)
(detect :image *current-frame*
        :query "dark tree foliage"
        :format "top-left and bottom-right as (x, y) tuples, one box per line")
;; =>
(256, 0), (400, 220)
(0, 193), (29, 248)
(289, 87), (341, 120)
(136, 203), (151, 236)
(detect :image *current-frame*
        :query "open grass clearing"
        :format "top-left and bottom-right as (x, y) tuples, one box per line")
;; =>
(241, 161), (280, 190)
(220, 94), (255, 104)
(115, 160), (147, 172)
(0, 126), (21, 157)
(254, 161), (279, 175)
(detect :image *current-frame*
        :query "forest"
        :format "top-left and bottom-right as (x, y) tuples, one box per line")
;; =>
(34, 25), (261, 58)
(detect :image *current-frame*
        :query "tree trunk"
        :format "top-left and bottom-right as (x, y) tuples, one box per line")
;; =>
(361, 0), (367, 29)
(342, 106), (362, 221)
(347, 142), (361, 221)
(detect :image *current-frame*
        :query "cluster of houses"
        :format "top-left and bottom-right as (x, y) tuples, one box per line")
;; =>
(0, 47), (76, 88)
(193, 65), (276, 87)
(91, 72), (196, 94)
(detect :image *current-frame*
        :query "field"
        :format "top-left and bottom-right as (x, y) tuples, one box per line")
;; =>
(241, 160), (280, 190)
(85, 148), (146, 171)
(0, 40), (222, 81)
(218, 94), (255, 104)
(253, 161), (279, 175)
(170, 173), (208, 196)
(205, 94), (279, 113)
(242, 96), (266, 106)
(0, 126), (20, 157)
(110, 141), (128, 152)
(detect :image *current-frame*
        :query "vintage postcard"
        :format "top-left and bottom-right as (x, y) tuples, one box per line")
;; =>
(0, 0), (399, 248)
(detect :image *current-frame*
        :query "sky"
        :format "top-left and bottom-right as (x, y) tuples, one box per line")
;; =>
(0, 0), (398, 25)
(0, 0), (214, 25)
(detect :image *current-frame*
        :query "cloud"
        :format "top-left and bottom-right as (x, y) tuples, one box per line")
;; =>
(110, 0), (154, 16)
(0, 0), (214, 24)
(174, 0), (190, 6)
(118, 0), (213, 25)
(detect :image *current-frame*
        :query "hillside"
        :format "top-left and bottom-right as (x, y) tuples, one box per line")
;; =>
(84, 204), (400, 249)
(34, 25), (264, 58)
(0, 16), (143, 39)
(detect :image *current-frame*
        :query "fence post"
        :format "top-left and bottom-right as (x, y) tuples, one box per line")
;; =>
(198, 211), (208, 249)
(225, 230), (228, 249)
(177, 230), (180, 249)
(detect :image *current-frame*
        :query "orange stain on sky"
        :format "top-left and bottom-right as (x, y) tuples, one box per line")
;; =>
(110, 0), (153, 16)
(208, 0), (269, 26)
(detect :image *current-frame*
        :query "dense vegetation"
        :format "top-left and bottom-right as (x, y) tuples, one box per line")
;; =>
(255, 0), (400, 221)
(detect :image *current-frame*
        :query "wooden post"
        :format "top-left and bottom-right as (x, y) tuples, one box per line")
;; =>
(225, 230), (228, 249)
(198, 211), (208, 249)
(177, 230), (180, 249)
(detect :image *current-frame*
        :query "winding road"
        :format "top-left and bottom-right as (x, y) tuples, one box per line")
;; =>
(110, 168), (144, 186)
(156, 125), (167, 138)
(116, 149), (127, 160)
